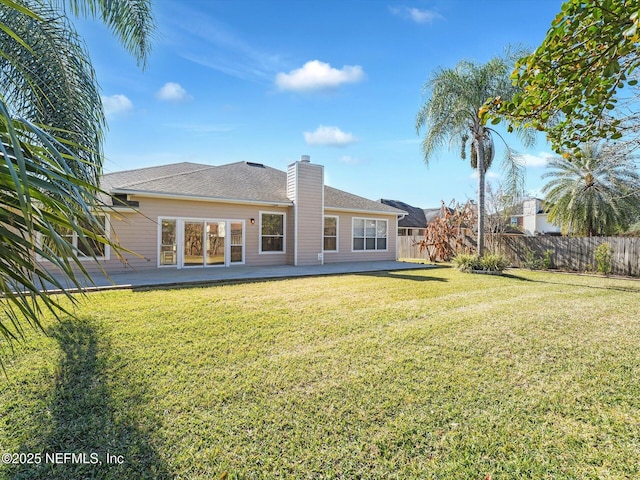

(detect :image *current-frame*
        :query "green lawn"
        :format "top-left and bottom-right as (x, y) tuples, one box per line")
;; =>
(1, 267), (640, 479)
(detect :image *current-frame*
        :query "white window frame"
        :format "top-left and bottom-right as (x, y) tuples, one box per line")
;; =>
(352, 217), (388, 252)
(323, 215), (339, 252)
(37, 214), (111, 262)
(158, 217), (179, 268)
(158, 217), (246, 268)
(228, 220), (246, 265)
(259, 211), (286, 254)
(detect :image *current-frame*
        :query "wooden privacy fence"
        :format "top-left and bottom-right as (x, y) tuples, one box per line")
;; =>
(397, 235), (431, 260)
(495, 236), (640, 277)
(398, 234), (640, 277)
(397, 234), (475, 262)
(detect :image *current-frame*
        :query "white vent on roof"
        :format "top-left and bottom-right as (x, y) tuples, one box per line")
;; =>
(300, 155), (311, 163)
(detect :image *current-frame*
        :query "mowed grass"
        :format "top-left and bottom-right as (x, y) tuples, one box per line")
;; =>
(1, 266), (640, 479)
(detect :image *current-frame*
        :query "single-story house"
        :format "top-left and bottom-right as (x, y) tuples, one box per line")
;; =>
(52, 156), (407, 273)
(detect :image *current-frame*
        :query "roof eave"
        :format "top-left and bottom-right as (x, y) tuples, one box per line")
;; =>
(325, 206), (405, 216)
(111, 189), (293, 207)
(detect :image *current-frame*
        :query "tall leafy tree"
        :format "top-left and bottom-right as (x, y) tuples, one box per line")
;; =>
(492, 0), (640, 154)
(416, 55), (533, 255)
(542, 143), (640, 235)
(0, 0), (154, 347)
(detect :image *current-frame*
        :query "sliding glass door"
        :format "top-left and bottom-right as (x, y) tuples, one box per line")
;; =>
(205, 221), (225, 266)
(169, 219), (243, 268)
(184, 221), (205, 266)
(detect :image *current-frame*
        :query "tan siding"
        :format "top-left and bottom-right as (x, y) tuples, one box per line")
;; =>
(293, 162), (324, 266)
(39, 163), (399, 275)
(323, 210), (398, 263)
(49, 196), (294, 274)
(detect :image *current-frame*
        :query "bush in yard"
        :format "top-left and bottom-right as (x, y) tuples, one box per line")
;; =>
(453, 253), (481, 272)
(480, 254), (510, 272)
(523, 249), (543, 270)
(595, 242), (613, 275)
(453, 253), (510, 273)
(523, 248), (554, 270)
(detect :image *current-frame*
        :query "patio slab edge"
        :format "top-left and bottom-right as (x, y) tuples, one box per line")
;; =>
(42, 262), (438, 294)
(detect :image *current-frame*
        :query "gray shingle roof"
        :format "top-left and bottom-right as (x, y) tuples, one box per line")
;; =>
(379, 200), (455, 227)
(379, 199), (426, 227)
(103, 161), (404, 214)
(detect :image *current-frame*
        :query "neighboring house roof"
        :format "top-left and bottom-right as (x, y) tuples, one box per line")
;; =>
(102, 161), (404, 215)
(379, 199), (425, 227)
(379, 200), (453, 228)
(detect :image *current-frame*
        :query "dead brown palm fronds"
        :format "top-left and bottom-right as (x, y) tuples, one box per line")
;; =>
(414, 200), (476, 262)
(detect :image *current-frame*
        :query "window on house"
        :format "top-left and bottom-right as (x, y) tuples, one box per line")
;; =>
(324, 216), (338, 251)
(230, 222), (243, 263)
(260, 212), (285, 253)
(78, 215), (108, 258)
(353, 218), (387, 251)
(44, 215), (109, 260)
(160, 219), (177, 265)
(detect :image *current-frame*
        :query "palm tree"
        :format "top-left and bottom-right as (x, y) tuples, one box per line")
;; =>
(0, 0), (154, 346)
(416, 55), (533, 255)
(542, 143), (640, 236)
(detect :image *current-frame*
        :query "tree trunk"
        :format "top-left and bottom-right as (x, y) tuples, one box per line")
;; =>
(476, 135), (486, 256)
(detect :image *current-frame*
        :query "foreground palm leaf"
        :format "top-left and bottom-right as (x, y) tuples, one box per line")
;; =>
(0, 0), (104, 184)
(0, 99), (112, 341)
(0, 0), (154, 352)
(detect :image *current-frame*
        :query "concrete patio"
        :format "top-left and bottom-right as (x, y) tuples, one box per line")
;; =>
(46, 261), (434, 292)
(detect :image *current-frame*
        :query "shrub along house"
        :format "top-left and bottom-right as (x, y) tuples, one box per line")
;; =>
(65, 156), (406, 273)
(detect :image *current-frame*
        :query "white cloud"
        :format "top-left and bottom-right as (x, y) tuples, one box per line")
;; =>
(389, 6), (443, 24)
(304, 126), (358, 147)
(276, 60), (365, 92)
(156, 82), (192, 102)
(102, 94), (133, 117)
(520, 152), (555, 168)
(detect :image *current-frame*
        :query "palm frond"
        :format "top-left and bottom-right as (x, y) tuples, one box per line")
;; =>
(0, 95), (129, 342)
(542, 143), (640, 235)
(416, 53), (536, 254)
(60, 0), (155, 68)
(0, 1), (104, 184)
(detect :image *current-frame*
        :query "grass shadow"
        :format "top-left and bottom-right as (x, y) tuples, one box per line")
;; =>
(359, 269), (449, 283)
(131, 265), (451, 292)
(9, 319), (173, 480)
(503, 270), (640, 294)
(501, 272), (535, 282)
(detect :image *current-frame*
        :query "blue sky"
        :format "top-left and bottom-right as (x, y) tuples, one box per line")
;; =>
(76, 0), (564, 208)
